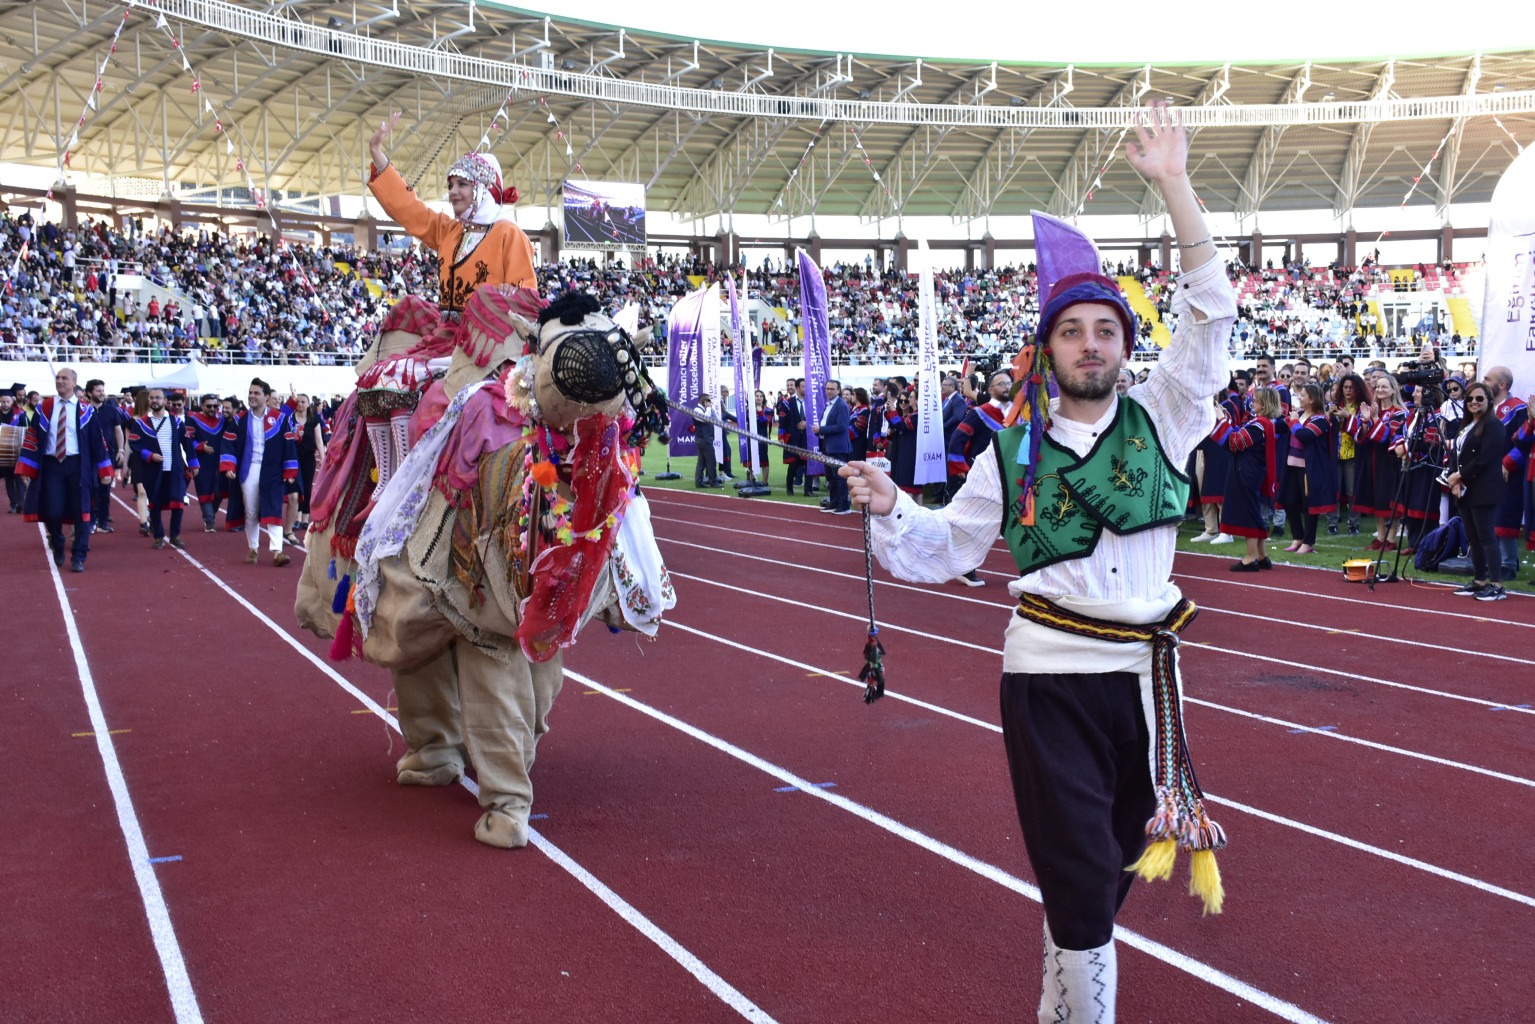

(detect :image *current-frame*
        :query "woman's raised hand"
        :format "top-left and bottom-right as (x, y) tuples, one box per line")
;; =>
(368, 112), (401, 170)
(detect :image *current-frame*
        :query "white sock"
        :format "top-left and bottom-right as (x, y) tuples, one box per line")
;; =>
(367, 420), (393, 499)
(389, 413), (412, 463)
(1040, 925), (1116, 1024)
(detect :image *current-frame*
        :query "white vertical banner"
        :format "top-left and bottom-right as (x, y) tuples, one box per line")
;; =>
(702, 283), (725, 465)
(728, 272), (762, 479)
(913, 240), (947, 485)
(614, 302), (640, 339)
(1479, 144), (1535, 391)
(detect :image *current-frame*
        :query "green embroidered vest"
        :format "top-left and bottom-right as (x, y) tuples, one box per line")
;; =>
(995, 398), (1190, 576)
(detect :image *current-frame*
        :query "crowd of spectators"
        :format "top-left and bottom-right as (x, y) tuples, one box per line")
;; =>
(2, 208), (1480, 370)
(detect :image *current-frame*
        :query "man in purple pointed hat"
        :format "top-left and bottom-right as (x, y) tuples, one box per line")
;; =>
(844, 102), (1236, 1023)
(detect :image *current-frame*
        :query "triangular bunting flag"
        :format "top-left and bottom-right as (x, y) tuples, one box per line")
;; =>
(205, 98), (214, 113)
(226, 139), (234, 154)
(69, 130), (78, 147)
(155, 12), (166, 28)
(88, 93), (96, 110)
(565, 143), (573, 156)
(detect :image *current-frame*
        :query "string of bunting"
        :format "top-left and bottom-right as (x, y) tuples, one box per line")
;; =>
(1491, 114), (1524, 153)
(537, 96), (585, 176)
(1373, 123), (1457, 243)
(130, 0), (324, 312)
(848, 126), (897, 211)
(772, 119), (827, 211)
(1075, 124), (1137, 218)
(52, 4), (134, 186)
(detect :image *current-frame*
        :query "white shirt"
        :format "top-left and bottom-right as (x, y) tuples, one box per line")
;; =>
(243, 410), (266, 484)
(870, 257), (1236, 666)
(54, 398), (79, 456)
(147, 414), (173, 463)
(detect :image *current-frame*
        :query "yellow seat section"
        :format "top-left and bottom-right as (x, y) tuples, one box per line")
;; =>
(1119, 276), (1172, 349)
(1446, 296), (1478, 337)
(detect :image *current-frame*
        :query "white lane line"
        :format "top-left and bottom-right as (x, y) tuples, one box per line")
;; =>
(1171, 572), (1535, 627)
(1205, 793), (1535, 910)
(1181, 697), (1535, 788)
(659, 611), (1535, 911)
(664, 618), (999, 732)
(146, 518), (777, 1024)
(566, 668), (1331, 1024)
(651, 504), (1535, 625)
(38, 525), (204, 1024)
(659, 537), (1535, 716)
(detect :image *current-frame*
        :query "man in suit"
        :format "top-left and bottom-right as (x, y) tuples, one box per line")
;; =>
(16, 368), (114, 571)
(940, 375), (970, 504)
(814, 379), (853, 514)
(778, 379), (809, 495)
(691, 392), (721, 488)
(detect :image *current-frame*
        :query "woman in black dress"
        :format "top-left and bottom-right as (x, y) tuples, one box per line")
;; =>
(290, 393), (329, 531)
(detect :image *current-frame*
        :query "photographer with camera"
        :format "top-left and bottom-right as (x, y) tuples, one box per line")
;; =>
(1446, 382), (1509, 601)
(1389, 381), (1446, 556)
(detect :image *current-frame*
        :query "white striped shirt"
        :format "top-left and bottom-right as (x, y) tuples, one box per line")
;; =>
(870, 257), (1236, 652)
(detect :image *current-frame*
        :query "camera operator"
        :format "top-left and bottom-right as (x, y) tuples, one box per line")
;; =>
(1445, 382), (1509, 601)
(1390, 382), (1446, 554)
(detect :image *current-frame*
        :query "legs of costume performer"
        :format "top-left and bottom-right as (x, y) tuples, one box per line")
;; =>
(365, 409), (415, 500)
(455, 643), (565, 849)
(393, 647), (467, 786)
(241, 473), (283, 555)
(1001, 670), (1151, 1024)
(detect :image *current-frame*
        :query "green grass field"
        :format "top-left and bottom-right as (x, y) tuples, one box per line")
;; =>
(639, 445), (1534, 594)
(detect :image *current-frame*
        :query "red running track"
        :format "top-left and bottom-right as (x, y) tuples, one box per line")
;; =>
(4, 483), (1531, 1022)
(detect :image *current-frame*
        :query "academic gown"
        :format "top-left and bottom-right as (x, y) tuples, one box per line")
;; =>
(16, 397), (114, 524)
(1217, 416), (1278, 539)
(220, 406), (299, 528)
(128, 413), (199, 507)
(184, 412), (228, 504)
(1290, 413), (1340, 515)
(1493, 399), (1529, 539)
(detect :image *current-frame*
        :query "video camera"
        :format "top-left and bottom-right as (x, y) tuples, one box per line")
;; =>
(1395, 362), (1445, 388)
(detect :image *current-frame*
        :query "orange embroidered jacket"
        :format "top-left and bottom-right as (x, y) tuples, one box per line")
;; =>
(368, 164), (537, 313)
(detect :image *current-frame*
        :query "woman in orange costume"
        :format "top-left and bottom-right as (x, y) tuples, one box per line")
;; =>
(367, 112), (538, 308)
(355, 113), (540, 494)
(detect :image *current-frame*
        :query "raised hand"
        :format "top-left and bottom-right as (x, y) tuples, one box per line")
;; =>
(1126, 100), (1188, 185)
(368, 112), (401, 170)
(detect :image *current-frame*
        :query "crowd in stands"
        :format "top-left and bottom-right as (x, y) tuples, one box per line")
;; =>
(2, 208), (1481, 371)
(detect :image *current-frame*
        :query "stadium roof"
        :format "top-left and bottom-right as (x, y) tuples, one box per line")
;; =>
(3, 0), (1533, 224)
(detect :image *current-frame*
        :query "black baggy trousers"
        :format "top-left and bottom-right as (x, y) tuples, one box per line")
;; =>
(1000, 670), (1155, 950)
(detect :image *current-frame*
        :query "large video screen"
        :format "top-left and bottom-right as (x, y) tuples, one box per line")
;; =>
(563, 179), (646, 251)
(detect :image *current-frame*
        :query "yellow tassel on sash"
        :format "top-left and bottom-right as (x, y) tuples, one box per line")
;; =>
(1127, 838), (1176, 882)
(1189, 849), (1224, 915)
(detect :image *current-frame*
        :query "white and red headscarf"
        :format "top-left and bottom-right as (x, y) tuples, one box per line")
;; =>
(447, 151), (520, 227)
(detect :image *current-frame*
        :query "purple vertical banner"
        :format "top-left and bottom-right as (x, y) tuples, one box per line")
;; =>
(798, 249), (831, 476)
(666, 288), (706, 457)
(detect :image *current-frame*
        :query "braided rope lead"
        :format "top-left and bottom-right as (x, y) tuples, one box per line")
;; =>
(660, 395), (884, 702)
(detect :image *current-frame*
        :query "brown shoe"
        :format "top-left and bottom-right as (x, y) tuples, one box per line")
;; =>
(272, 552), (291, 567)
(244, 548), (258, 564)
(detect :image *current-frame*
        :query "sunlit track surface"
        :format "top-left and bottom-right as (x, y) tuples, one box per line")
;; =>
(4, 483), (1529, 1023)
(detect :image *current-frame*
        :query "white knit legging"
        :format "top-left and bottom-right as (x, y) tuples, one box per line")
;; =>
(241, 474), (283, 554)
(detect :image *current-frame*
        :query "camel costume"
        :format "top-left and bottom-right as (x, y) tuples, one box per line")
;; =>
(296, 288), (675, 849)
